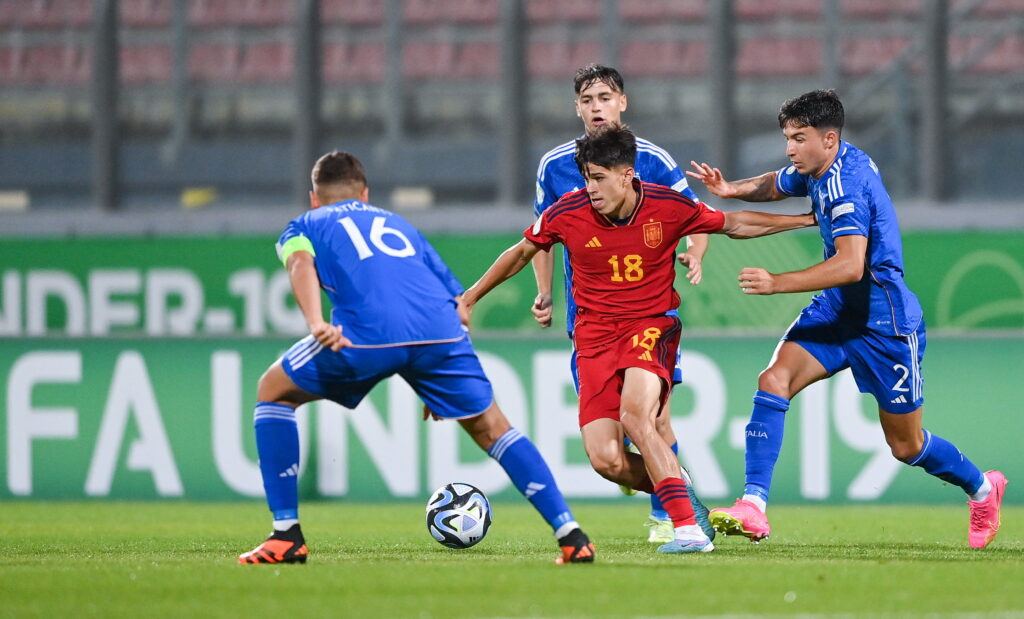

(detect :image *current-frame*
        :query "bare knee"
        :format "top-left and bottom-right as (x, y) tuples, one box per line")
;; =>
(582, 436), (628, 482)
(589, 452), (626, 482)
(886, 433), (924, 462)
(757, 366), (794, 400)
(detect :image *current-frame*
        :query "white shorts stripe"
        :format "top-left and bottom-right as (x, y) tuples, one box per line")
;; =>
(290, 341), (324, 370)
(910, 331), (922, 401)
(287, 335), (318, 362)
(286, 340), (319, 367)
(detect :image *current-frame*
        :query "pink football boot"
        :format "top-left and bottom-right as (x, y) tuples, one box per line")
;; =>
(709, 498), (771, 542)
(968, 470), (1008, 549)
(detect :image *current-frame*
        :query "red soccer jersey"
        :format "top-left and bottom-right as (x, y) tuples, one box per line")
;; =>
(524, 180), (725, 318)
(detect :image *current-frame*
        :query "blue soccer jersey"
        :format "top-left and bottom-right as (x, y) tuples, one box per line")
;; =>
(775, 141), (923, 336)
(534, 136), (700, 333)
(276, 200), (466, 347)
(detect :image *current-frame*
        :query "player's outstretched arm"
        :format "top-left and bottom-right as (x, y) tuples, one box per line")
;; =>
(738, 234), (867, 295)
(530, 248), (554, 327)
(721, 210), (816, 239)
(464, 239), (542, 310)
(286, 251), (351, 351)
(687, 162), (787, 202)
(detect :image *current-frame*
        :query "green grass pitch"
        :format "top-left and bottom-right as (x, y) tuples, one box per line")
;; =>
(1, 501), (1021, 617)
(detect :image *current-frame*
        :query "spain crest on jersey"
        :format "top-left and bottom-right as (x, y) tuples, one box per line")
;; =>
(643, 221), (663, 248)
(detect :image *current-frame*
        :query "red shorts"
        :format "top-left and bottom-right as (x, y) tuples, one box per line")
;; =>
(572, 310), (682, 428)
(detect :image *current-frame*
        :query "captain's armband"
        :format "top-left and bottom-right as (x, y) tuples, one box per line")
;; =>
(276, 235), (316, 267)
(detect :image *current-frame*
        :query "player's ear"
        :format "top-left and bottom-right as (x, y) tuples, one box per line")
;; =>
(825, 129), (838, 149)
(308, 190), (319, 210)
(623, 166), (635, 186)
(619, 93), (628, 113)
(360, 185), (369, 203)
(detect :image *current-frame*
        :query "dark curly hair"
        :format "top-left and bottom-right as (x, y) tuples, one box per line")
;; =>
(574, 123), (636, 177)
(778, 89), (844, 135)
(574, 63), (625, 96)
(311, 151), (367, 189)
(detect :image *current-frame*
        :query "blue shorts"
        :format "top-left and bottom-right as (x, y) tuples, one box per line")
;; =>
(783, 297), (925, 414)
(569, 341), (683, 395)
(281, 335), (493, 419)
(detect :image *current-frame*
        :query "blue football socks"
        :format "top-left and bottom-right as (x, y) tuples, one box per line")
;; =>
(649, 441), (679, 521)
(488, 428), (576, 534)
(742, 390), (790, 504)
(906, 429), (985, 495)
(254, 402), (300, 524)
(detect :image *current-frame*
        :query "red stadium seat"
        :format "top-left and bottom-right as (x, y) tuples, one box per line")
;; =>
(121, 0), (171, 28)
(11, 0), (92, 29)
(619, 0), (706, 23)
(736, 0), (821, 20)
(737, 38), (821, 76)
(0, 44), (89, 85)
(841, 37), (911, 75)
(322, 42), (385, 83)
(968, 0), (1024, 15)
(238, 42), (293, 82)
(405, 0), (499, 24)
(120, 44), (172, 84)
(189, 0), (230, 27)
(190, 42), (289, 83)
(322, 0), (385, 25)
(0, 1), (18, 26)
(955, 33), (1024, 73)
(189, 43), (240, 81)
(189, 0), (291, 27)
(528, 40), (601, 79)
(402, 40), (498, 79)
(620, 39), (706, 77)
(527, 0), (601, 24)
(841, 0), (921, 18)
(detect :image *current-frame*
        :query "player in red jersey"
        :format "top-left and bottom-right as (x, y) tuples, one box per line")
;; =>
(463, 124), (816, 553)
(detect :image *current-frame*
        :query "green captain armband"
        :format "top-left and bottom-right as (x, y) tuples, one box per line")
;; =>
(276, 235), (316, 267)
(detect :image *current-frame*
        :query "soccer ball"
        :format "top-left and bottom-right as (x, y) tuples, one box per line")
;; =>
(425, 482), (492, 549)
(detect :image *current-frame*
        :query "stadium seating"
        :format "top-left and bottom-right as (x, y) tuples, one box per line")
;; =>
(120, 0), (171, 28)
(619, 0), (706, 23)
(322, 0), (384, 24)
(529, 40), (602, 79)
(405, 0), (499, 24)
(188, 0), (292, 27)
(527, 0), (601, 23)
(322, 42), (385, 83)
(737, 38), (822, 76)
(0, 0), (91, 28)
(2, 0), (1020, 86)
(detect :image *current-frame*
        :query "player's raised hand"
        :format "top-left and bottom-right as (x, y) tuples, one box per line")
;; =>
(677, 252), (703, 285)
(738, 267), (777, 295)
(686, 161), (738, 199)
(309, 319), (352, 351)
(532, 293), (553, 328)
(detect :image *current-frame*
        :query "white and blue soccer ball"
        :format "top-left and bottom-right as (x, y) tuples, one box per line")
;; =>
(425, 482), (492, 549)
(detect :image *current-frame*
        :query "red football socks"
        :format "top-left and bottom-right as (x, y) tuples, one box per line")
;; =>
(654, 477), (695, 526)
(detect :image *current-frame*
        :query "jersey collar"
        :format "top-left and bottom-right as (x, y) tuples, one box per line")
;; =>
(326, 199), (363, 208)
